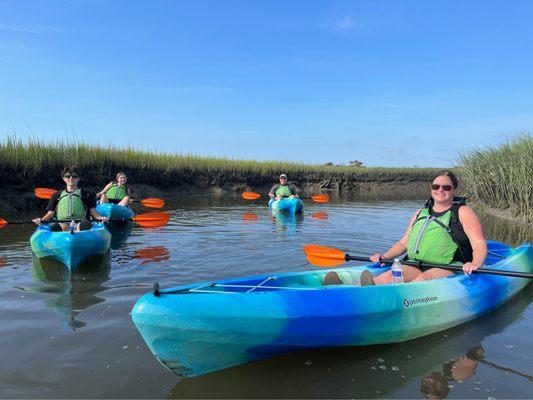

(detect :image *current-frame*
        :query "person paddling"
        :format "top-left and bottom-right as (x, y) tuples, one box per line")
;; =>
(268, 174), (300, 200)
(325, 170), (487, 286)
(97, 171), (131, 207)
(32, 166), (108, 231)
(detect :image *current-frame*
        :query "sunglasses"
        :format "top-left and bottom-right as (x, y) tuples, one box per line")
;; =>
(431, 184), (453, 191)
(63, 174), (79, 179)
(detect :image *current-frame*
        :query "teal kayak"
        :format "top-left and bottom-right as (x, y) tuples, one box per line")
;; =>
(96, 203), (133, 220)
(268, 197), (304, 215)
(131, 240), (532, 377)
(30, 222), (111, 271)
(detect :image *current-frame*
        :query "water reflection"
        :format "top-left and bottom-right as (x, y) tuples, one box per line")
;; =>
(270, 213), (304, 233)
(311, 211), (328, 220)
(241, 213), (260, 224)
(31, 254), (111, 330)
(167, 288), (531, 399)
(0, 256), (7, 268)
(477, 209), (532, 246)
(107, 221), (134, 250)
(421, 345), (484, 399)
(134, 246), (171, 265)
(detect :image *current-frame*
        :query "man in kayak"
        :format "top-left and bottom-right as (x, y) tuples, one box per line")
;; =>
(97, 171), (131, 207)
(325, 170), (487, 286)
(268, 174), (300, 200)
(32, 166), (109, 231)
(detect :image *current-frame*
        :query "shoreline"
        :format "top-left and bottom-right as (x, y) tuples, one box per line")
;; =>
(1, 177), (530, 228)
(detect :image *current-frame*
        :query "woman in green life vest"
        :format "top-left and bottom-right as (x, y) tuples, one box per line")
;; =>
(369, 170), (487, 285)
(268, 174), (300, 201)
(97, 171), (131, 207)
(32, 166), (109, 231)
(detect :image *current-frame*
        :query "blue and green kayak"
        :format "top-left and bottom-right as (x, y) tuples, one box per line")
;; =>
(96, 203), (134, 220)
(30, 222), (111, 271)
(131, 240), (532, 377)
(268, 197), (304, 215)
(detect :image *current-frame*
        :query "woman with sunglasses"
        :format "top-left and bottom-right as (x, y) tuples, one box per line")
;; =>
(367, 169), (487, 285)
(32, 166), (108, 231)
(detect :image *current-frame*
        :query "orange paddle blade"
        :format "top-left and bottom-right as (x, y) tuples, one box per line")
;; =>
(139, 197), (165, 209)
(132, 212), (170, 228)
(35, 188), (57, 199)
(303, 244), (347, 267)
(242, 191), (261, 200)
(0, 219), (7, 228)
(311, 194), (329, 203)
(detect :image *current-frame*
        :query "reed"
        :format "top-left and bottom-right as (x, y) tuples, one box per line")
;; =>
(458, 134), (532, 222)
(0, 137), (439, 186)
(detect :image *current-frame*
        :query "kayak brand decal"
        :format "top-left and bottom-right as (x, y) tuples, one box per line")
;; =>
(403, 296), (439, 308)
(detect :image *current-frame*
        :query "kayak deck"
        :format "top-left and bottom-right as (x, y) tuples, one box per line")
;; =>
(132, 241), (532, 377)
(30, 222), (111, 271)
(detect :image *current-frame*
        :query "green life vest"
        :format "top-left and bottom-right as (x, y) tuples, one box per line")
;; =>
(275, 185), (293, 197)
(56, 189), (87, 220)
(407, 208), (458, 265)
(106, 184), (128, 200)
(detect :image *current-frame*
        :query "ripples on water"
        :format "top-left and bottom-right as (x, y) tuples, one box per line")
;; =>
(0, 196), (531, 398)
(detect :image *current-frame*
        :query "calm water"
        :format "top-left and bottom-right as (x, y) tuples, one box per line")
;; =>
(0, 195), (531, 399)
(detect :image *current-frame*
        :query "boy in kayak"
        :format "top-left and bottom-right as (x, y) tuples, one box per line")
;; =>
(268, 174), (300, 200)
(32, 166), (109, 231)
(97, 171), (131, 207)
(325, 170), (486, 286)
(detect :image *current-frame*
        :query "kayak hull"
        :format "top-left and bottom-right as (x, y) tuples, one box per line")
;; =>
(268, 198), (304, 215)
(96, 203), (134, 220)
(30, 223), (111, 271)
(131, 241), (532, 377)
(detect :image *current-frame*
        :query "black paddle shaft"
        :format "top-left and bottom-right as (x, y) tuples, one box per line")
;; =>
(344, 254), (533, 279)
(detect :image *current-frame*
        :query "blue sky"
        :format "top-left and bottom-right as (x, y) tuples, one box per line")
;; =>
(1, 0), (532, 167)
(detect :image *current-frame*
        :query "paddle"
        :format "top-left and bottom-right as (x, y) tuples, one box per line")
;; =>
(34, 188), (165, 209)
(304, 244), (533, 279)
(0, 211), (170, 229)
(242, 191), (329, 203)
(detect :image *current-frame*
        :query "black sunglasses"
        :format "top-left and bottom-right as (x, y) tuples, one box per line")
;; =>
(63, 174), (79, 179)
(431, 184), (453, 191)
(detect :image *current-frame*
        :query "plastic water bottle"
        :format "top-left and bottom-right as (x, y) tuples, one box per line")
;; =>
(69, 220), (76, 234)
(391, 258), (404, 283)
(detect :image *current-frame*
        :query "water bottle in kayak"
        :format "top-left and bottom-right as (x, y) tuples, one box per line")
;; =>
(391, 258), (404, 283)
(69, 220), (76, 234)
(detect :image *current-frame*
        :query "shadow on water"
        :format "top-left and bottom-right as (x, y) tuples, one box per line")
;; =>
(167, 287), (532, 399)
(107, 221), (134, 250)
(30, 253), (111, 330)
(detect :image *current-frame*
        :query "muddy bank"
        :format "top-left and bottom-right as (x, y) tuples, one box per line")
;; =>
(0, 174), (429, 215)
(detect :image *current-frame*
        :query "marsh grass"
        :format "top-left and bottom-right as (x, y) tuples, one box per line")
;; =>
(0, 137), (439, 188)
(459, 134), (532, 222)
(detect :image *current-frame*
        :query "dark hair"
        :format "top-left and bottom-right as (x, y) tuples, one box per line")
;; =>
(61, 165), (81, 177)
(432, 169), (458, 188)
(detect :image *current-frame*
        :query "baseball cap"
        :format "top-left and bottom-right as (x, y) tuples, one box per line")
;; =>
(279, 174), (287, 179)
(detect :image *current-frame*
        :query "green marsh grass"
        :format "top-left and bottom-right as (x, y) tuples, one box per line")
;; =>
(459, 134), (532, 223)
(0, 137), (439, 187)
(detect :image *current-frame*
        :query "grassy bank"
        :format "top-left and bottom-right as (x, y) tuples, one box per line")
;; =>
(0, 137), (439, 190)
(459, 134), (532, 223)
